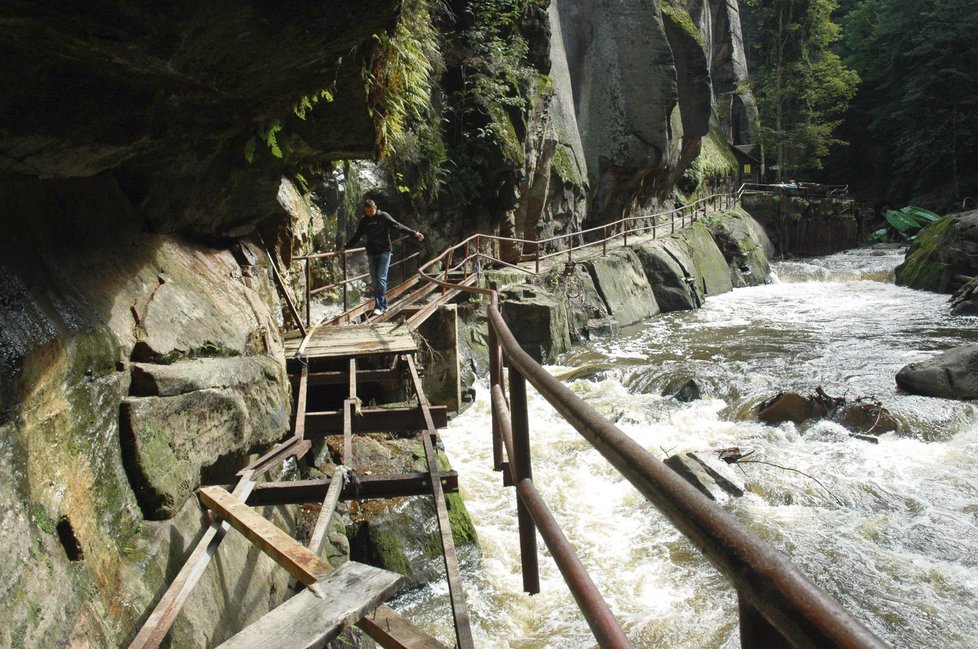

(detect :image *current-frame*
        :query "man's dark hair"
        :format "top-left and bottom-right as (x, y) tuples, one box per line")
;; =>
(364, 199), (377, 209)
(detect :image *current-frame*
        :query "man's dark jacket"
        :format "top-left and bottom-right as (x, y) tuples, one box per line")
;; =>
(345, 211), (417, 255)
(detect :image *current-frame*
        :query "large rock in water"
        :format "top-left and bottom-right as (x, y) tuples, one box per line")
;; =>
(895, 211), (978, 293)
(896, 346), (978, 399)
(665, 451), (745, 502)
(632, 241), (702, 312)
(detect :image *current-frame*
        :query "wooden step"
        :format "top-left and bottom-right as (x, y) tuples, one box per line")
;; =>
(215, 561), (403, 649)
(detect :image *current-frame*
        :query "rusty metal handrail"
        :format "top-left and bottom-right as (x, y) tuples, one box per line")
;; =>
(410, 191), (888, 648)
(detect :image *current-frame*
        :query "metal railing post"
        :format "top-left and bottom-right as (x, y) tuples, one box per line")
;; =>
(739, 597), (792, 649)
(305, 258), (312, 328)
(489, 324), (503, 471)
(342, 252), (349, 312)
(623, 222), (628, 247)
(508, 367), (539, 594)
(602, 226), (607, 256)
(535, 242), (541, 274)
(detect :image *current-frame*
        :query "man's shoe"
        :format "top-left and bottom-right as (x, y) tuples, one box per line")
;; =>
(372, 308), (383, 316)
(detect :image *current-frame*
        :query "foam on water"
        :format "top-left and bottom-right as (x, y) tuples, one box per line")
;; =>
(403, 248), (978, 648)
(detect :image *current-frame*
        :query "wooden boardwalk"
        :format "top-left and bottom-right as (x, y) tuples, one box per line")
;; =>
(130, 312), (469, 649)
(285, 322), (417, 360)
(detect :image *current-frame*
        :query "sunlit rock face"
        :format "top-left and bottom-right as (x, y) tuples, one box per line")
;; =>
(0, 0), (398, 236)
(686, 0), (758, 144)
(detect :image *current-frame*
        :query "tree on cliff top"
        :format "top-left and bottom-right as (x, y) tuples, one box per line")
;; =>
(745, 0), (858, 180)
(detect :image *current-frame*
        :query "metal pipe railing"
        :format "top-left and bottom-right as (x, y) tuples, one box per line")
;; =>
(405, 187), (889, 649)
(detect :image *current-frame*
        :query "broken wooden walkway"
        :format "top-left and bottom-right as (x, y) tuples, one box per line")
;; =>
(129, 314), (472, 649)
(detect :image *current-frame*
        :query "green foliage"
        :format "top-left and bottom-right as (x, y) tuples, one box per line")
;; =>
(438, 0), (537, 205)
(840, 0), (978, 202)
(32, 504), (55, 535)
(364, 0), (440, 159)
(745, 0), (859, 178)
(293, 89), (334, 121)
(681, 127), (739, 195)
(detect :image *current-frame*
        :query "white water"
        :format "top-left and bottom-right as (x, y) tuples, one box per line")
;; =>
(396, 248), (978, 648)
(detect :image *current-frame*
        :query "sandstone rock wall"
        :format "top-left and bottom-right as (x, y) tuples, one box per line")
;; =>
(498, 209), (771, 361)
(0, 175), (292, 647)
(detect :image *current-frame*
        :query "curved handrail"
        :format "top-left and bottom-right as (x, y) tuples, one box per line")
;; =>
(411, 194), (888, 648)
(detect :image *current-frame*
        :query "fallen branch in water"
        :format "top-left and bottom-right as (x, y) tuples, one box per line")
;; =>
(738, 459), (845, 506)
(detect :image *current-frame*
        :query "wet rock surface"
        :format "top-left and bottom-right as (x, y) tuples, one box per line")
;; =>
(665, 451), (746, 502)
(896, 346), (978, 400)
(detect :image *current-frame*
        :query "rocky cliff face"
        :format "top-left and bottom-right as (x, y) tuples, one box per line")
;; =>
(0, 2), (398, 645)
(0, 1), (757, 644)
(510, 0), (753, 229)
(0, 0), (399, 237)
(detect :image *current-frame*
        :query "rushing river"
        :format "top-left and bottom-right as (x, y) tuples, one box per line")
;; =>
(394, 247), (978, 648)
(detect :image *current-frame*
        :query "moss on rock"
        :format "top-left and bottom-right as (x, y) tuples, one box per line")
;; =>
(894, 215), (956, 291)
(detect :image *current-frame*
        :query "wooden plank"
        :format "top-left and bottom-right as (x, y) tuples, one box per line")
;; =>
(308, 467), (348, 557)
(344, 398), (355, 467)
(294, 364), (310, 439)
(304, 406), (448, 436)
(266, 249), (307, 337)
(216, 562), (403, 649)
(128, 472), (257, 649)
(237, 436), (310, 479)
(245, 472), (460, 506)
(197, 486), (330, 592)
(289, 367), (402, 387)
(404, 355), (475, 649)
(360, 605), (451, 649)
(284, 324), (417, 360)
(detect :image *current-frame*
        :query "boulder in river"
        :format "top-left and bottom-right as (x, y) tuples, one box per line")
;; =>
(757, 392), (815, 424)
(665, 451), (745, 502)
(896, 346), (978, 400)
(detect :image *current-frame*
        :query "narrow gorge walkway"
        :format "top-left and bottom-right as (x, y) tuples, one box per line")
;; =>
(130, 316), (474, 648)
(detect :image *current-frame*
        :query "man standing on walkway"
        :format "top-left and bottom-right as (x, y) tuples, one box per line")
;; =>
(343, 199), (425, 316)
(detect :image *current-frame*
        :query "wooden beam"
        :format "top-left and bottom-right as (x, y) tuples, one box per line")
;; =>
(294, 364), (310, 439)
(197, 486), (330, 592)
(265, 249), (307, 338)
(289, 367), (402, 387)
(128, 472), (257, 649)
(404, 355), (475, 649)
(243, 472), (459, 506)
(359, 605), (451, 649)
(307, 467), (348, 557)
(216, 561), (403, 649)
(237, 436), (311, 479)
(304, 406), (448, 436)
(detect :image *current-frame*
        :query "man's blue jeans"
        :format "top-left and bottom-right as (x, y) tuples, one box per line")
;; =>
(368, 251), (392, 310)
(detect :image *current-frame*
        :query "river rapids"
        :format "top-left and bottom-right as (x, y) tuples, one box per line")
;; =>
(395, 247), (978, 649)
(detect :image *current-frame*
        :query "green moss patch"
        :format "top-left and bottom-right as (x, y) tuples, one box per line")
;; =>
(894, 215), (956, 291)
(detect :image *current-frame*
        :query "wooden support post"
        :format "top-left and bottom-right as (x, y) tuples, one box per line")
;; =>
(128, 473), (257, 649)
(405, 356), (475, 649)
(197, 486), (331, 594)
(507, 368), (539, 595)
(307, 467), (348, 557)
(305, 258), (312, 329)
(345, 358), (356, 466)
(295, 363), (309, 440)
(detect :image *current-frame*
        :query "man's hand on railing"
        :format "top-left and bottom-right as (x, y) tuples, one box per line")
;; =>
(415, 231), (425, 242)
